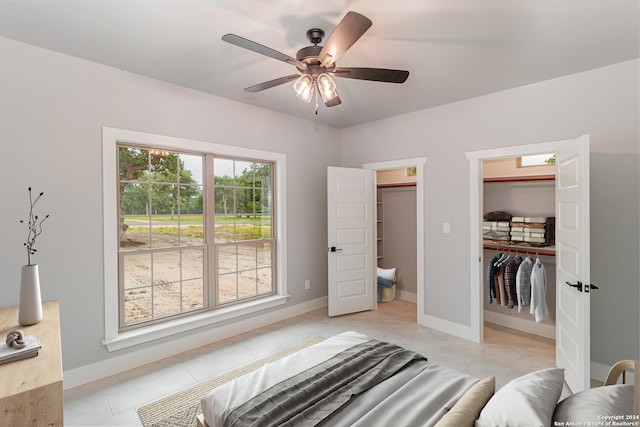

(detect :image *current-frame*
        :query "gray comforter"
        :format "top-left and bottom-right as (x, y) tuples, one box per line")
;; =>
(225, 339), (425, 426)
(201, 331), (478, 427)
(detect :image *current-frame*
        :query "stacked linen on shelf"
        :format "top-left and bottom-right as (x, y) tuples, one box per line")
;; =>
(510, 216), (555, 246)
(483, 220), (511, 243)
(483, 211), (513, 244)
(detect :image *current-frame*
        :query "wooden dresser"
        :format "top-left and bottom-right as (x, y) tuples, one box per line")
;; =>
(0, 300), (63, 426)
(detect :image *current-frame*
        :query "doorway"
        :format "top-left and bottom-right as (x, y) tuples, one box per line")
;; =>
(363, 158), (427, 321)
(466, 135), (592, 392)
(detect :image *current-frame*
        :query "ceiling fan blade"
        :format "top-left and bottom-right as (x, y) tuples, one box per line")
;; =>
(331, 67), (409, 83)
(324, 93), (342, 107)
(244, 74), (300, 93)
(222, 34), (306, 69)
(318, 11), (372, 67)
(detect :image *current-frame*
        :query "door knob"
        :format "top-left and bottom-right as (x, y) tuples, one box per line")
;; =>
(564, 281), (600, 293)
(328, 246), (343, 252)
(565, 281), (583, 292)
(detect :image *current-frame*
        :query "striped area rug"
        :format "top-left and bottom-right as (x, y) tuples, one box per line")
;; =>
(137, 336), (325, 427)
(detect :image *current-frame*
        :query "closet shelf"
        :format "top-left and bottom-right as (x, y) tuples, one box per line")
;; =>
(483, 175), (555, 183)
(484, 242), (556, 257)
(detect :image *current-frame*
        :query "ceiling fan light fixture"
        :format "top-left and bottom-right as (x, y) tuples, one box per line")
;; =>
(317, 73), (338, 102)
(293, 74), (314, 103)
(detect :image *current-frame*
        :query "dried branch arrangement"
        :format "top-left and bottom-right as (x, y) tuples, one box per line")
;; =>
(20, 187), (50, 266)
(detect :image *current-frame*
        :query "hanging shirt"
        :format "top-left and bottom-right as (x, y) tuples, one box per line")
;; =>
(496, 264), (507, 307)
(516, 257), (534, 312)
(486, 253), (502, 304)
(530, 257), (548, 322)
(503, 256), (522, 309)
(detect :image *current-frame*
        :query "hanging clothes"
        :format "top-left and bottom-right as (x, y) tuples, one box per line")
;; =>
(530, 256), (548, 322)
(516, 256), (534, 312)
(486, 253), (502, 304)
(496, 263), (507, 307)
(503, 255), (522, 309)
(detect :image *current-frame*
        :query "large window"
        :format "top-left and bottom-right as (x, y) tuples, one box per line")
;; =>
(117, 145), (276, 331)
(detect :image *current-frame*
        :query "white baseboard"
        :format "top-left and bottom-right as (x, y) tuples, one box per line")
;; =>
(484, 310), (556, 340)
(63, 296), (328, 390)
(397, 289), (417, 304)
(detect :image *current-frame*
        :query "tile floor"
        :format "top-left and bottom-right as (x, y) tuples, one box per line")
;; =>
(64, 300), (560, 426)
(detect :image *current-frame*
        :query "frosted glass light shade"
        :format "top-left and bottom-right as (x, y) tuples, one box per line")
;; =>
(317, 73), (338, 102)
(293, 74), (314, 103)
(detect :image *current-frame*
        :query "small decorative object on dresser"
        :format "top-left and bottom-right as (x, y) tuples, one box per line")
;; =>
(18, 187), (50, 326)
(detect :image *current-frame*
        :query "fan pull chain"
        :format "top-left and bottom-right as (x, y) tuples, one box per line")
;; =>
(314, 86), (319, 115)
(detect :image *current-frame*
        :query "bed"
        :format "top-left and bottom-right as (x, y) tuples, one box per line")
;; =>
(196, 331), (638, 427)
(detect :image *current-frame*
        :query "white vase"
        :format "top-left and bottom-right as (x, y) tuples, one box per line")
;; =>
(19, 264), (43, 326)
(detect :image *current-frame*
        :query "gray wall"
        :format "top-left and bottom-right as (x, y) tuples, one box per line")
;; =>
(341, 59), (640, 366)
(0, 37), (341, 370)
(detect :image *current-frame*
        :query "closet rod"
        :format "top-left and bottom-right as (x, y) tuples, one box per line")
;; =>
(377, 183), (416, 188)
(483, 244), (555, 257)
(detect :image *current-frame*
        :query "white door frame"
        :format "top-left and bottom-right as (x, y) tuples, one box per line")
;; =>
(465, 137), (587, 343)
(363, 157), (427, 324)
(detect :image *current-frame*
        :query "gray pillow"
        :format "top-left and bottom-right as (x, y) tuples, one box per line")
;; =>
(552, 384), (634, 424)
(475, 368), (564, 427)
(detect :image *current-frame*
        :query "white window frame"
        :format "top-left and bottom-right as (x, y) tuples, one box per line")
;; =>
(102, 127), (288, 351)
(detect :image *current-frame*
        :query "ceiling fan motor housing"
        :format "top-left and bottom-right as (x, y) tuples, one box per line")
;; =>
(306, 28), (324, 44)
(296, 45), (333, 75)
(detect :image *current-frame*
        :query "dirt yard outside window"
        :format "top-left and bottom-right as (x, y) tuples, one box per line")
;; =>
(121, 228), (273, 325)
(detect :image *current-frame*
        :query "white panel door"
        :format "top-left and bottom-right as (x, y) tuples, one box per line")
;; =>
(327, 166), (375, 317)
(556, 135), (591, 392)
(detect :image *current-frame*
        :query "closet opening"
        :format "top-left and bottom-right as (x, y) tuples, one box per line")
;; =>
(363, 157), (427, 323)
(376, 167), (417, 305)
(467, 135), (591, 392)
(482, 156), (557, 340)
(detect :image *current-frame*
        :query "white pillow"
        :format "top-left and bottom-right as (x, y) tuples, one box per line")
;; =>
(552, 384), (634, 423)
(377, 267), (396, 281)
(475, 368), (564, 427)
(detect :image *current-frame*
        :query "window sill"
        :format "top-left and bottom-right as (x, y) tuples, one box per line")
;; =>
(102, 295), (289, 352)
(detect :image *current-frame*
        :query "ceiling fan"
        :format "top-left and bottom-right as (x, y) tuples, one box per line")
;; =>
(222, 11), (409, 111)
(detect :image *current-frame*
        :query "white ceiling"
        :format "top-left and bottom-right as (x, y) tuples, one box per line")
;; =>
(0, 0), (638, 128)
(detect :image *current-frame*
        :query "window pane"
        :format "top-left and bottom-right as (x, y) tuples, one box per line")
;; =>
(153, 283), (181, 317)
(217, 245), (237, 275)
(235, 160), (254, 187)
(256, 190), (272, 239)
(124, 286), (152, 324)
(179, 153), (203, 185)
(120, 182), (150, 248)
(520, 153), (555, 166)
(183, 279), (204, 311)
(257, 267), (273, 295)
(182, 248), (204, 280)
(238, 269), (257, 298)
(152, 251), (181, 285)
(214, 158), (234, 183)
(180, 185), (203, 245)
(180, 185), (203, 215)
(122, 252), (151, 290)
(151, 184), (180, 248)
(150, 151), (178, 182)
(119, 146), (148, 181)
(255, 164), (272, 191)
(256, 241), (273, 269)
(219, 273), (237, 303)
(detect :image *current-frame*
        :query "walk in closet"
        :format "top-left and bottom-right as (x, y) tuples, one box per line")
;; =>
(376, 168), (417, 302)
(482, 156), (557, 339)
